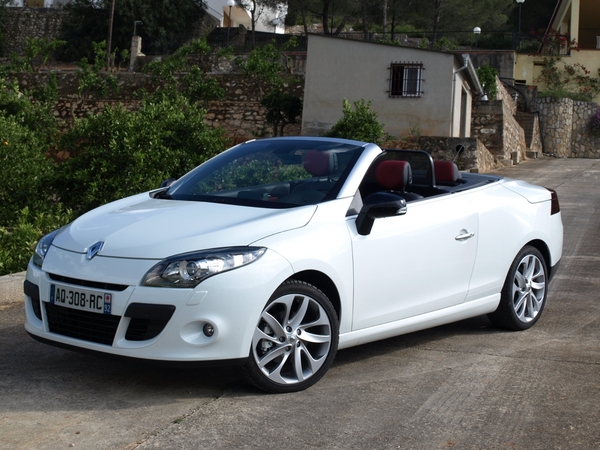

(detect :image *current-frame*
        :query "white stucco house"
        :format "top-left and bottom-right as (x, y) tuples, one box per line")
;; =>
(205, 0), (284, 34)
(8, 0), (285, 34)
(301, 34), (484, 140)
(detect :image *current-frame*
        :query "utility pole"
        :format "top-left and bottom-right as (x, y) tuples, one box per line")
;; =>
(383, 0), (387, 39)
(107, 0), (116, 71)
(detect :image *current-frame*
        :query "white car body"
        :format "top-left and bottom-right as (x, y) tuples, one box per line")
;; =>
(24, 137), (563, 392)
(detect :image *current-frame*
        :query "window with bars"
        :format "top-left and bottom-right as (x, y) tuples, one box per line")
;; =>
(389, 63), (424, 98)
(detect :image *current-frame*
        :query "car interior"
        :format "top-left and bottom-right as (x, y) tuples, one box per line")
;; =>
(357, 149), (500, 203)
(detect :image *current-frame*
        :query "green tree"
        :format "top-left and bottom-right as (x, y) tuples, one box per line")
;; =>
(261, 90), (303, 136)
(235, 0), (265, 47)
(0, 77), (72, 276)
(476, 64), (498, 100)
(0, 74), (59, 225)
(143, 38), (224, 105)
(325, 98), (385, 144)
(0, 35), (230, 273)
(53, 97), (228, 216)
(0, 206), (73, 276)
(0, 0), (12, 56)
(284, 0), (357, 36)
(237, 39), (303, 136)
(23, 37), (66, 72)
(57, 0), (207, 62)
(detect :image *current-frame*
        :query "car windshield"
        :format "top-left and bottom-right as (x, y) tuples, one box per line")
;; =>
(165, 138), (365, 208)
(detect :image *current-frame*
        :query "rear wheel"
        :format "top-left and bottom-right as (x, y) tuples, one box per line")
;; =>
(243, 280), (339, 393)
(488, 245), (548, 330)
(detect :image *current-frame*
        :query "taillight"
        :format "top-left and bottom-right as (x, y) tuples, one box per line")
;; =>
(548, 188), (560, 215)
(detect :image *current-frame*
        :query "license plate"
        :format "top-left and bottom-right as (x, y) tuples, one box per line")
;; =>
(50, 284), (112, 314)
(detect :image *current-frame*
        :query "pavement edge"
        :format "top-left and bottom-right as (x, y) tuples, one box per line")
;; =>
(0, 272), (26, 306)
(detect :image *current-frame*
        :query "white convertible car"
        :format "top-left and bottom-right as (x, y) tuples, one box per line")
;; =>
(24, 137), (563, 393)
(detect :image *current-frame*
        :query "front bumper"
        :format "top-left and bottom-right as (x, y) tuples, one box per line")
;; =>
(24, 248), (293, 362)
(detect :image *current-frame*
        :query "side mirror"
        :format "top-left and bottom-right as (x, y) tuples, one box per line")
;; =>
(356, 192), (407, 236)
(160, 178), (177, 188)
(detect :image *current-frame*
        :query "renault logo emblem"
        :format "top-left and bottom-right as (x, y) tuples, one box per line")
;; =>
(86, 241), (104, 260)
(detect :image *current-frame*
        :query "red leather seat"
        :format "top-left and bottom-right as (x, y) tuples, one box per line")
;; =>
(375, 160), (422, 201)
(434, 161), (462, 185)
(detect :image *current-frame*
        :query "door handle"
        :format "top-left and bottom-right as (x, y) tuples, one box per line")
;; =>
(455, 230), (475, 241)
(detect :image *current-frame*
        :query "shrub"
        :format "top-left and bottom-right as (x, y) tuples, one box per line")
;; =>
(476, 64), (498, 100)
(143, 38), (224, 105)
(324, 99), (386, 144)
(0, 76), (59, 226)
(53, 96), (228, 216)
(261, 89), (303, 136)
(0, 76), (58, 139)
(0, 39), (230, 274)
(0, 74), (66, 274)
(0, 206), (73, 276)
(236, 39), (302, 136)
(535, 57), (600, 102)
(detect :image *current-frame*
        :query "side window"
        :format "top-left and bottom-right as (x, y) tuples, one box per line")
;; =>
(389, 63), (424, 98)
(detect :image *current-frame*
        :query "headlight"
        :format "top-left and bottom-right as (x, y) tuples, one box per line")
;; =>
(142, 247), (267, 288)
(32, 229), (62, 268)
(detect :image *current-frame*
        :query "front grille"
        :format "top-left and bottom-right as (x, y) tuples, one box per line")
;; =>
(48, 273), (128, 292)
(45, 303), (120, 345)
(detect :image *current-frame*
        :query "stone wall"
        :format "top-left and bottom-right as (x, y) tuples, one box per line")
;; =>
(532, 97), (574, 158)
(572, 101), (600, 158)
(419, 136), (499, 172)
(383, 137), (499, 173)
(468, 51), (516, 84)
(531, 97), (600, 158)
(12, 71), (304, 138)
(529, 113), (543, 155)
(2, 8), (66, 57)
(471, 78), (529, 166)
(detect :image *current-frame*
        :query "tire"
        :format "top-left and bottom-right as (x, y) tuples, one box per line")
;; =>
(488, 245), (548, 331)
(243, 280), (339, 393)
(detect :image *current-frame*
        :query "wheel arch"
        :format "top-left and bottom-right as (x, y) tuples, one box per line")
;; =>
(525, 239), (551, 271)
(287, 270), (342, 322)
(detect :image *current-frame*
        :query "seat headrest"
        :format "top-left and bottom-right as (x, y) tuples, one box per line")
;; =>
(303, 150), (337, 177)
(434, 161), (461, 183)
(375, 160), (412, 191)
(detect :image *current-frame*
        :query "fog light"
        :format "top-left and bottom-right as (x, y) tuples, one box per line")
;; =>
(203, 323), (215, 337)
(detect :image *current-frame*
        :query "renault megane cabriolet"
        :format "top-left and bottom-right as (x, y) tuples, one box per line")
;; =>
(24, 137), (563, 393)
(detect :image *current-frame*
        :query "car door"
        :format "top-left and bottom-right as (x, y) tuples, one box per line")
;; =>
(349, 193), (478, 331)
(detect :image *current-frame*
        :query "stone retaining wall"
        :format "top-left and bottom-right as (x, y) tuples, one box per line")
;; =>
(384, 137), (498, 173)
(2, 8), (66, 57)
(572, 101), (600, 158)
(532, 97), (574, 158)
(420, 136), (499, 172)
(532, 97), (600, 158)
(471, 78), (530, 166)
(12, 71), (304, 138)
(530, 113), (543, 155)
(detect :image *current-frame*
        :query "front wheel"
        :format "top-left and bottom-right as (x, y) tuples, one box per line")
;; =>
(243, 280), (339, 393)
(488, 245), (548, 331)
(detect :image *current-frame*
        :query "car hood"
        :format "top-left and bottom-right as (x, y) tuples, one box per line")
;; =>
(53, 193), (317, 259)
